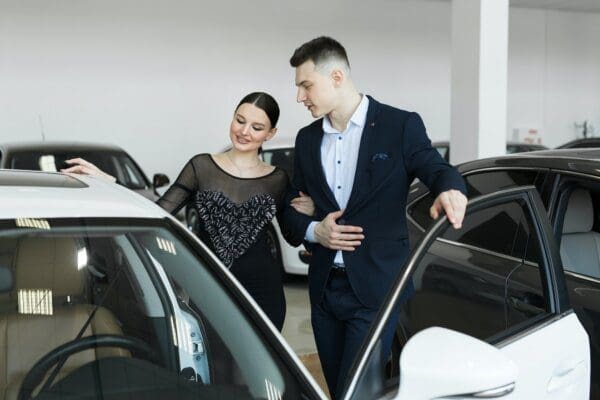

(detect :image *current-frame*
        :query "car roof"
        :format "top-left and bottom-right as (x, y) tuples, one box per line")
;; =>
(432, 140), (547, 148)
(456, 148), (600, 175)
(0, 141), (125, 153)
(0, 169), (167, 219)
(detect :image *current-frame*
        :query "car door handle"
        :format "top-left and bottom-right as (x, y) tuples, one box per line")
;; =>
(465, 382), (516, 398)
(508, 295), (544, 314)
(547, 358), (586, 393)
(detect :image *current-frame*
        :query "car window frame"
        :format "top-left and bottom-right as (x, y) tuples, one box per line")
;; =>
(343, 185), (569, 400)
(407, 167), (549, 233)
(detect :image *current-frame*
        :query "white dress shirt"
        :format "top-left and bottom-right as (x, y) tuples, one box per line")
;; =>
(305, 95), (369, 265)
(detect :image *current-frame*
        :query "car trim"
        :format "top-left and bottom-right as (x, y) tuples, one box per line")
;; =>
(494, 309), (574, 349)
(564, 270), (600, 284)
(165, 214), (328, 398)
(550, 169), (600, 182)
(343, 186), (551, 400)
(435, 237), (540, 267)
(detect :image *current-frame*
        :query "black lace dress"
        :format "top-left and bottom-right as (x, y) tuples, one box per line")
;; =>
(156, 153), (295, 330)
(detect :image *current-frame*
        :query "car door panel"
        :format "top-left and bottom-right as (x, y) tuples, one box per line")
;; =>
(498, 312), (589, 399)
(345, 186), (590, 400)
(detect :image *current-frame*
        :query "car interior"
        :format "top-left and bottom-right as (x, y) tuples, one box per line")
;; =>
(0, 236), (129, 400)
(558, 185), (600, 280)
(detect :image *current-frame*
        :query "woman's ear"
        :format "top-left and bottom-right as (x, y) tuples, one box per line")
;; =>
(266, 127), (278, 141)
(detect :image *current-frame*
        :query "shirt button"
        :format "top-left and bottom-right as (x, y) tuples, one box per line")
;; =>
(338, 136), (342, 140)
(337, 160), (341, 164)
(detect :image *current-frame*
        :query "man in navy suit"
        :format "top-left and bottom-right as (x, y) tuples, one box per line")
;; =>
(283, 37), (467, 399)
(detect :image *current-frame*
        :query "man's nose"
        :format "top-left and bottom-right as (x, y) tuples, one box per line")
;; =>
(296, 88), (306, 103)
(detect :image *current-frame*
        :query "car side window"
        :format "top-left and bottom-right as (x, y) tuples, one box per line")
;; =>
(404, 198), (548, 343)
(408, 170), (541, 230)
(263, 149), (294, 177)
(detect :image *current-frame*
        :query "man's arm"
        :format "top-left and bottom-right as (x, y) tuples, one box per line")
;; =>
(402, 112), (467, 228)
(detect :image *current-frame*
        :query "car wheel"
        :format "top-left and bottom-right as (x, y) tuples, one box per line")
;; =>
(264, 223), (287, 282)
(186, 206), (201, 236)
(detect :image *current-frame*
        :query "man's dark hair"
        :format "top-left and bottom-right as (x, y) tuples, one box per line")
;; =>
(289, 36), (350, 71)
(236, 92), (280, 128)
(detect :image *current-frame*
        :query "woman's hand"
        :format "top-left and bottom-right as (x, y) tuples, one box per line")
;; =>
(290, 191), (315, 217)
(61, 158), (117, 183)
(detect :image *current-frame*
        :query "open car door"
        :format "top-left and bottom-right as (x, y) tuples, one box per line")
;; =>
(343, 186), (590, 400)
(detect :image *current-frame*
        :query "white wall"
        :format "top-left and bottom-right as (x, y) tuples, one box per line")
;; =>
(0, 0), (599, 181)
(508, 8), (600, 147)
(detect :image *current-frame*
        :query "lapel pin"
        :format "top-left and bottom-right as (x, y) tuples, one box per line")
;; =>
(370, 122), (376, 127)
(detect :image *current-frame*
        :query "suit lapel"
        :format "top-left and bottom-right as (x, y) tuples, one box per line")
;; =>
(345, 96), (380, 212)
(310, 125), (340, 209)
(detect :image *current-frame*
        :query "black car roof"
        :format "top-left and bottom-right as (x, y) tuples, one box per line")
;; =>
(457, 148), (600, 176)
(0, 141), (125, 153)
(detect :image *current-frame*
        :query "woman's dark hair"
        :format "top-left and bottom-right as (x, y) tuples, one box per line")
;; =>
(236, 92), (280, 128)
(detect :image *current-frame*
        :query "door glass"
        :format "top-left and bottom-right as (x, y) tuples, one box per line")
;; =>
(348, 193), (550, 400)
(408, 170), (540, 230)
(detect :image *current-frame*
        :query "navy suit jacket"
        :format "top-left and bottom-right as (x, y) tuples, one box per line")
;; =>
(281, 96), (466, 309)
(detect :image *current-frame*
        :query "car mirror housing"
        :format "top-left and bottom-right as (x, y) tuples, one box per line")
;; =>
(394, 327), (517, 400)
(153, 173), (170, 189)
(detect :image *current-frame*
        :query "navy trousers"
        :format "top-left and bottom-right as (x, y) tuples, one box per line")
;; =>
(311, 269), (399, 399)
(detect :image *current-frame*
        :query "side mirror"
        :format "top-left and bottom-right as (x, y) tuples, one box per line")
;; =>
(395, 327), (517, 400)
(153, 173), (170, 189)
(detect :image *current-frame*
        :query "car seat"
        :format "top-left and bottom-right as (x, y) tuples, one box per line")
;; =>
(0, 237), (127, 400)
(560, 188), (600, 279)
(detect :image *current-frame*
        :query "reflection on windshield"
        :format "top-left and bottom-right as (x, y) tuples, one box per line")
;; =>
(0, 218), (309, 400)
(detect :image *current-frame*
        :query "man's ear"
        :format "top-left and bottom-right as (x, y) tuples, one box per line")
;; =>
(331, 68), (345, 87)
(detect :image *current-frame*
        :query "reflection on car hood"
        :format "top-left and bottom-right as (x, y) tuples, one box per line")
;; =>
(0, 170), (167, 219)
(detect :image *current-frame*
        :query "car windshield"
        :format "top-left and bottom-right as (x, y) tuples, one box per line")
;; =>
(9, 151), (148, 190)
(0, 218), (313, 400)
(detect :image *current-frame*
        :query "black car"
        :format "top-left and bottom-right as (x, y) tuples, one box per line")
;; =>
(0, 142), (183, 218)
(404, 148), (600, 398)
(433, 140), (549, 163)
(557, 138), (600, 149)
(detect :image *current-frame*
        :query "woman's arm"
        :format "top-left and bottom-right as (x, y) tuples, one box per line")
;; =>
(63, 157), (199, 216)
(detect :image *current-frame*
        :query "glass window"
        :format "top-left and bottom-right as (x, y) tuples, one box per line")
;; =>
(9, 151), (148, 190)
(0, 218), (312, 399)
(408, 170), (540, 230)
(350, 196), (548, 400)
(263, 149), (294, 177)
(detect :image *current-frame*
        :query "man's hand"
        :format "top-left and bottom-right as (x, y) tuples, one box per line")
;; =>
(290, 191), (315, 216)
(314, 210), (364, 251)
(430, 189), (467, 229)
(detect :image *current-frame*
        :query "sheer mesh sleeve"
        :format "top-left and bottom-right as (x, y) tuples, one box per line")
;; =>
(156, 157), (199, 215)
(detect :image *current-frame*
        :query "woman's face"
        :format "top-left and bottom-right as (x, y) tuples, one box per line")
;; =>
(229, 103), (276, 152)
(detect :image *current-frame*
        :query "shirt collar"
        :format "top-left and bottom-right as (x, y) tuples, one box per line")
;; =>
(322, 94), (369, 134)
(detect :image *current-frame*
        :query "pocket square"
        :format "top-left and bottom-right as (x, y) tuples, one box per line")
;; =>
(371, 152), (391, 162)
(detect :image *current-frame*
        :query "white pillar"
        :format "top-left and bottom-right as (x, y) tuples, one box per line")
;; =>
(450, 0), (509, 164)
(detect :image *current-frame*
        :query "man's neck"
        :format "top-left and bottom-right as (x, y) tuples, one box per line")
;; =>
(327, 90), (362, 133)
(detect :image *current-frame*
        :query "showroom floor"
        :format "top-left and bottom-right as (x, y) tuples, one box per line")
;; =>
(282, 277), (330, 397)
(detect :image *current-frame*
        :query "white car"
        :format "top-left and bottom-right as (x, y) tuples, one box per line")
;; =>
(0, 169), (590, 400)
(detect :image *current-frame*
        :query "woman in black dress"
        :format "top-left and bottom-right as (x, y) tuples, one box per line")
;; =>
(63, 92), (313, 331)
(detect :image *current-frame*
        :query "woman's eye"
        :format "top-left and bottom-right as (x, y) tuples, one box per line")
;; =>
(252, 126), (264, 131)
(236, 118), (244, 124)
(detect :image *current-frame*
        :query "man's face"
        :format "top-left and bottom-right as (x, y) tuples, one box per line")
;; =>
(294, 60), (337, 118)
